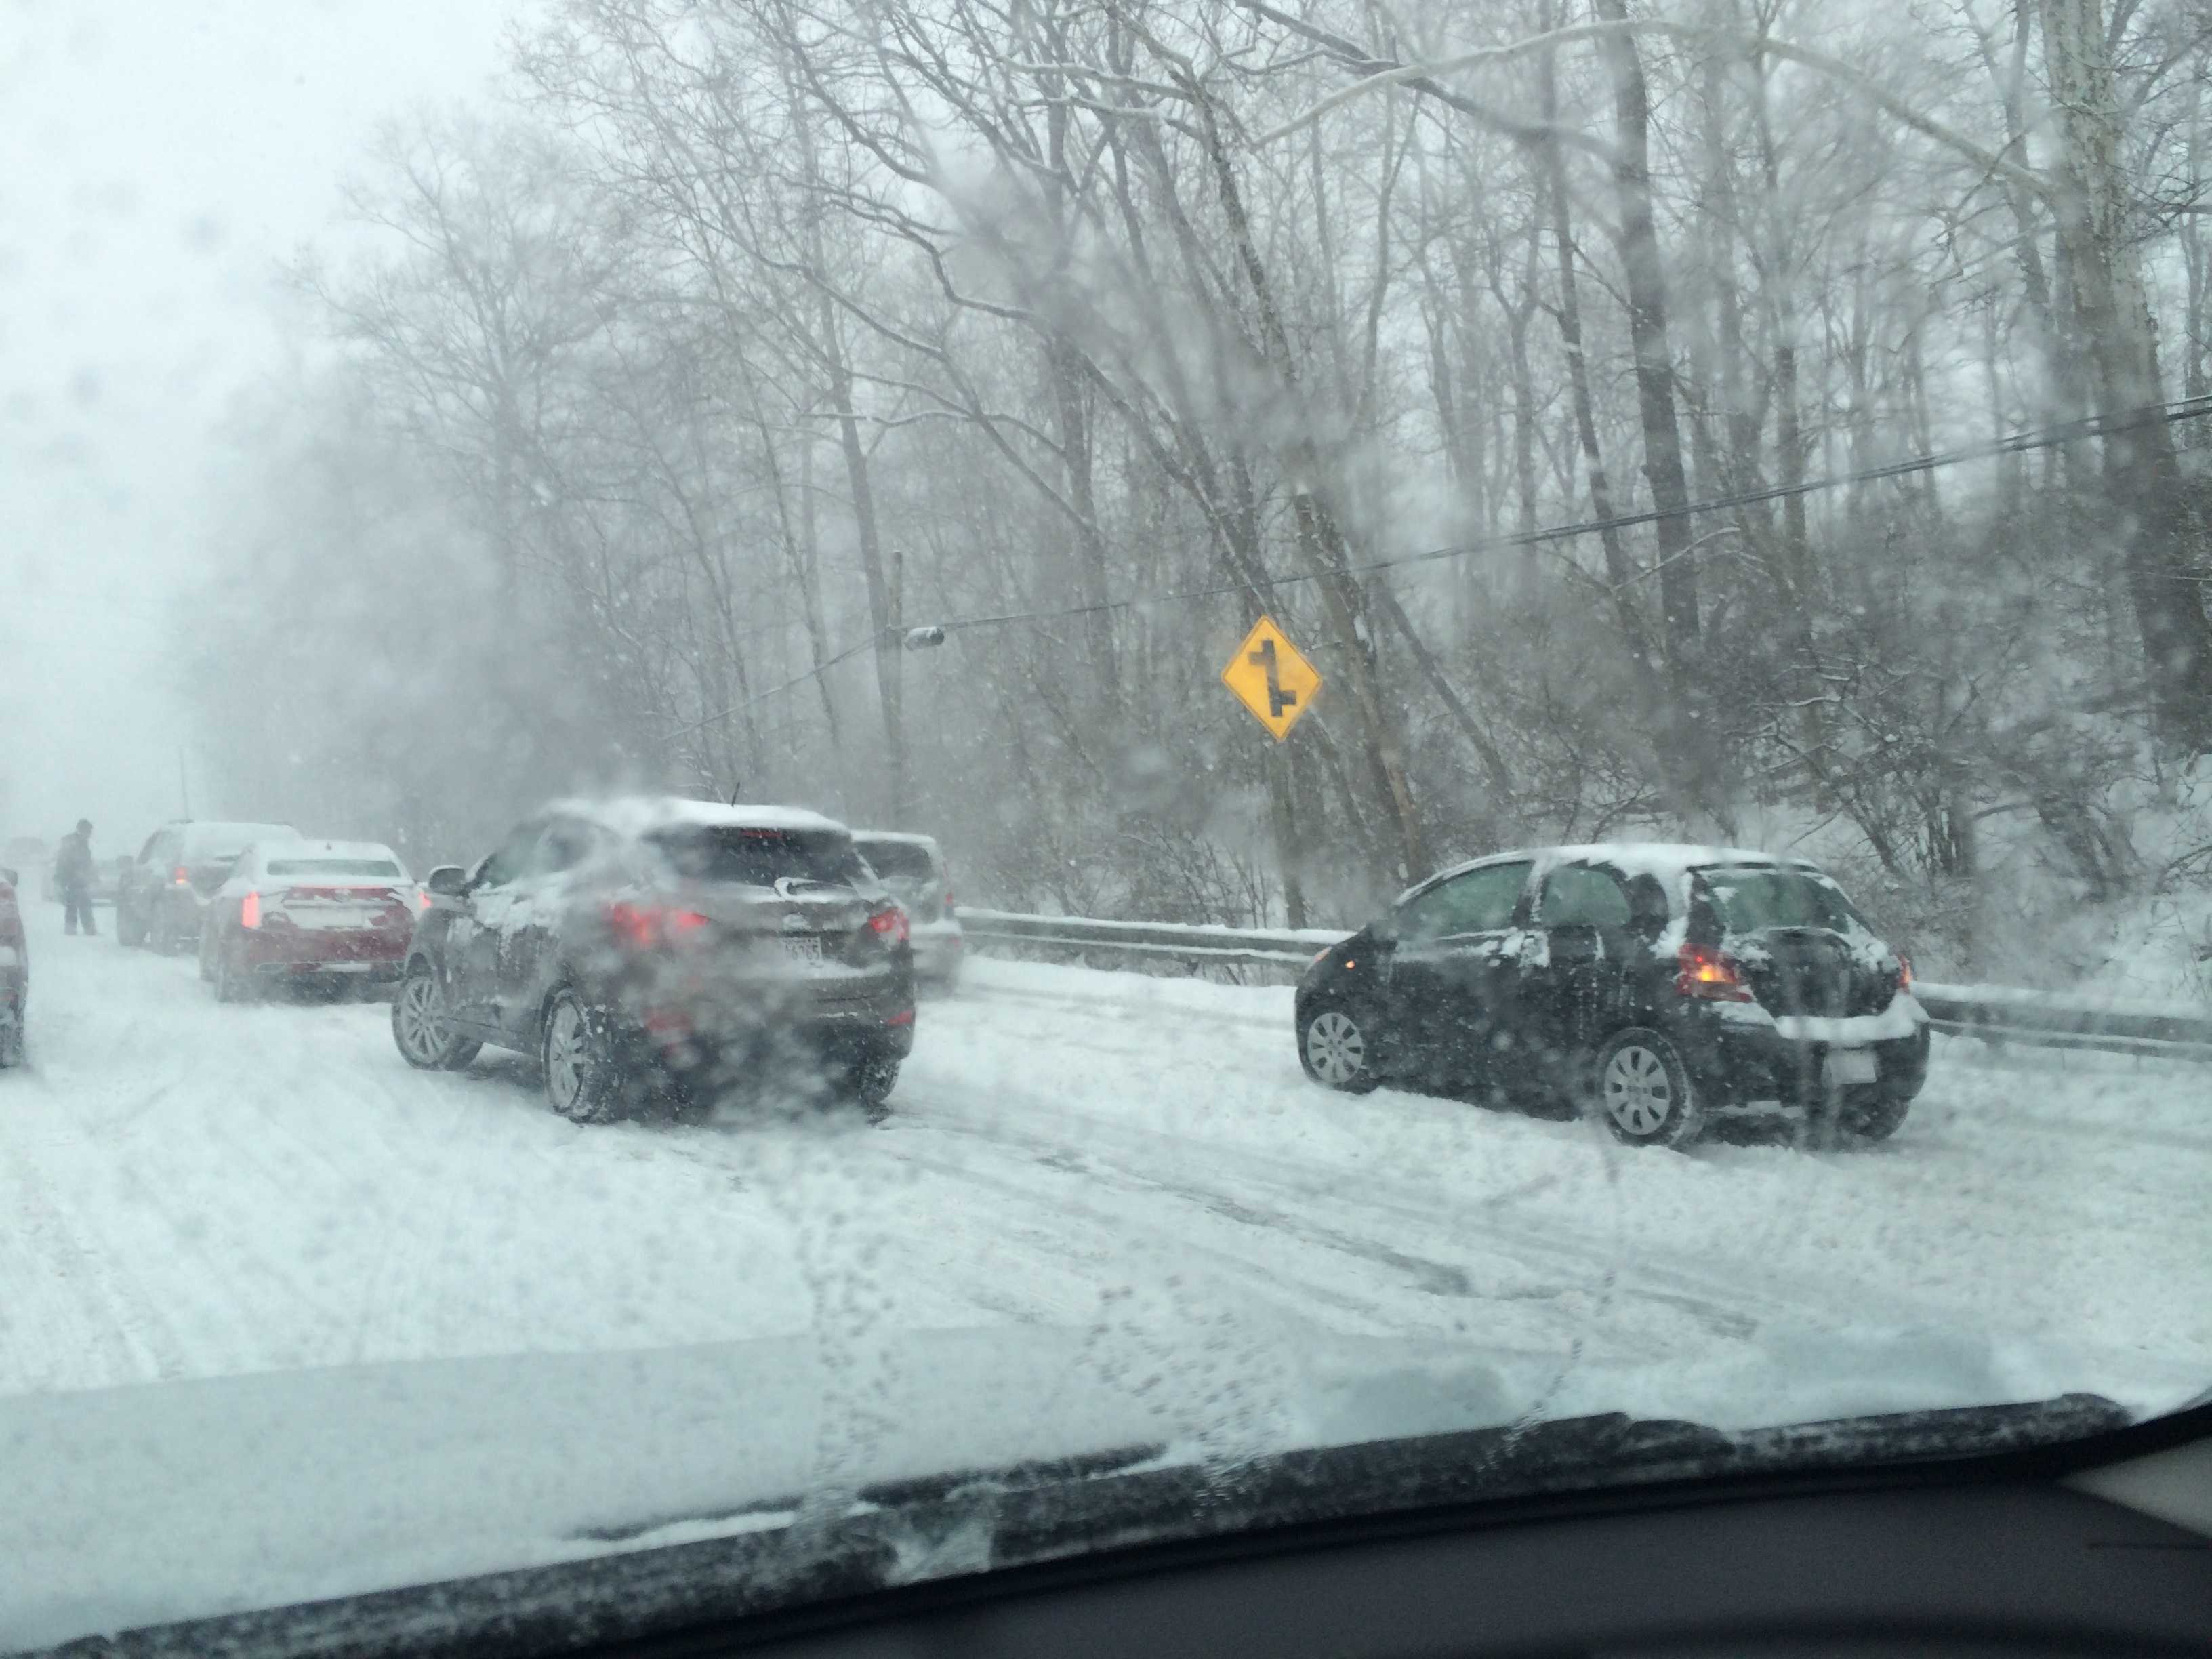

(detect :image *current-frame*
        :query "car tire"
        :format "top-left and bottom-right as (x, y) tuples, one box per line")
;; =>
(1837, 1084), (1913, 1145)
(392, 961), (481, 1072)
(541, 987), (625, 1124)
(212, 942), (253, 1004)
(1588, 1027), (1704, 1148)
(1300, 1004), (1381, 1094)
(836, 1048), (900, 1121)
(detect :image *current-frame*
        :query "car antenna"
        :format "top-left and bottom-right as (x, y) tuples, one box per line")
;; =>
(726, 778), (743, 806)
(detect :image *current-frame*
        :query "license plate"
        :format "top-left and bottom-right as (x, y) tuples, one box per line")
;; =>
(1824, 1048), (1879, 1087)
(778, 936), (823, 965)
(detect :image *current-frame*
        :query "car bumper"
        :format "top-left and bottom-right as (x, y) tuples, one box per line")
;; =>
(1680, 1007), (1931, 1109)
(239, 930), (410, 977)
(911, 924), (963, 981)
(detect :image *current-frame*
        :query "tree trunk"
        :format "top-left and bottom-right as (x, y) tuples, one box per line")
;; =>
(1589, 0), (1723, 825)
(2038, 0), (2212, 749)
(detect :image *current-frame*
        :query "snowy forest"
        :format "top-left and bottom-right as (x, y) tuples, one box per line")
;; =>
(187, 0), (2212, 985)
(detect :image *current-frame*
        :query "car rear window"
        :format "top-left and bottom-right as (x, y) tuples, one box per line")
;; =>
(1700, 867), (1862, 933)
(857, 841), (937, 882)
(265, 859), (404, 878)
(184, 825), (293, 859)
(647, 827), (867, 889)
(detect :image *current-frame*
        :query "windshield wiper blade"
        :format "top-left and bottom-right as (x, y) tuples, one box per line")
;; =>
(35, 1395), (2129, 1659)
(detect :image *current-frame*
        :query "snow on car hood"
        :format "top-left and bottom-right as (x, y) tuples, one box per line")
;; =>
(3, 1320), (2193, 1651)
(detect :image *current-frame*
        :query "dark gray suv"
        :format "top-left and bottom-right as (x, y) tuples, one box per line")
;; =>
(392, 798), (916, 1122)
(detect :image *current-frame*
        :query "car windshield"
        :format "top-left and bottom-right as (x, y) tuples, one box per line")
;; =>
(3, 0), (2210, 1651)
(264, 859), (404, 879)
(1700, 868), (1864, 934)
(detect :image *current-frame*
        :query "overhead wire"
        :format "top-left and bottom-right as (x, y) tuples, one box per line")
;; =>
(666, 393), (2212, 741)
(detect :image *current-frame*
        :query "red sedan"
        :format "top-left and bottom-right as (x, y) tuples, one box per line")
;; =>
(199, 840), (426, 1002)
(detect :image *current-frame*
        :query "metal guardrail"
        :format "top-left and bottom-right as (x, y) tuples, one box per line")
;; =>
(954, 909), (1343, 970)
(957, 909), (2212, 1063)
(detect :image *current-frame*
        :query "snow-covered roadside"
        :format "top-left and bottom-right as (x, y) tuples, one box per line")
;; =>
(2, 907), (2205, 1411)
(1, 905), (2207, 1646)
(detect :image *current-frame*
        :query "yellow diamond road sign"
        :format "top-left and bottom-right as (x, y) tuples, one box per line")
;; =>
(1221, 615), (1322, 741)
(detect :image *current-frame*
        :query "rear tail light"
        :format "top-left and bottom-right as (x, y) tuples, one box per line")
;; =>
(1896, 953), (1914, 991)
(605, 901), (711, 950)
(886, 1007), (916, 1027)
(241, 891), (262, 930)
(1675, 941), (1754, 1002)
(868, 903), (910, 945)
(173, 865), (190, 887)
(417, 888), (431, 912)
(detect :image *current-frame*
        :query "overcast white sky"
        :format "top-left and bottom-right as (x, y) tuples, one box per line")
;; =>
(0, 0), (520, 859)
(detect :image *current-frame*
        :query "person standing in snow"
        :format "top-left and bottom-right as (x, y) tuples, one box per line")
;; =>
(54, 819), (97, 937)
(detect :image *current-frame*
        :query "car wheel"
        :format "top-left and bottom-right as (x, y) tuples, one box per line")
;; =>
(0, 1014), (22, 1069)
(1589, 1027), (1704, 1148)
(1836, 1084), (1913, 1145)
(392, 961), (481, 1072)
(541, 988), (625, 1124)
(212, 941), (253, 1004)
(836, 1048), (900, 1122)
(1300, 1004), (1380, 1094)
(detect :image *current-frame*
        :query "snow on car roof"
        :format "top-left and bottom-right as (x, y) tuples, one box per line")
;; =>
(850, 830), (942, 849)
(182, 821), (300, 848)
(259, 840), (403, 863)
(550, 795), (851, 838)
(1402, 842), (1819, 903)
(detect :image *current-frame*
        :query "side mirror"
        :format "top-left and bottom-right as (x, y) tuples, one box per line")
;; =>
(426, 865), (470, 898)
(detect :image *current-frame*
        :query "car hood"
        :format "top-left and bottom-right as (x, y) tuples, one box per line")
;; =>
(1, 1322), (2193, 1653)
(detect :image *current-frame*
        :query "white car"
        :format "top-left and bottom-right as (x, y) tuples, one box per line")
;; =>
(852, 831), (963, 989)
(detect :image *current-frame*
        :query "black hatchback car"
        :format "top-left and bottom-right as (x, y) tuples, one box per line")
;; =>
(392, 798), (916, 1122)
(1296, 845), (1929, 1147)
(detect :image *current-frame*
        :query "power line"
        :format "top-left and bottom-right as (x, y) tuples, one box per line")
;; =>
(667, 394), (2212, 741)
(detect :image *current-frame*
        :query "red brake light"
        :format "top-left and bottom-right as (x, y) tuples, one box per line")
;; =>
(417, 888), (430, 912)
(1896, 953), (1914, 991)
(1675, 941), (1753, 1002)
(605, 902), (710, 949)
(868, 904), (910, 944)
(241, 890), (261, 930)
(173, 865), (190, 886)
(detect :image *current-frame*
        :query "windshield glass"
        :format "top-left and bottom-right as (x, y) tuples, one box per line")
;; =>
(1700, 868), (1864, 934)
(3, 0), (2209, 1650)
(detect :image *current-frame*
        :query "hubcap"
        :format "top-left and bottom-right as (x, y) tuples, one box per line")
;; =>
(1601, 1044), (1674, 1136)
(546, 1000), (590, 1110)
(1306, 1009), (1367, 1086)
(399, 973), (445, 1059)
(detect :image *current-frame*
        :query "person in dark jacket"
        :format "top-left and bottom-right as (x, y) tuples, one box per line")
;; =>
(54, 819), (96, 936)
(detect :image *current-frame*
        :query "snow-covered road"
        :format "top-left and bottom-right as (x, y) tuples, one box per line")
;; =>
(3, 899), (2207, 1420)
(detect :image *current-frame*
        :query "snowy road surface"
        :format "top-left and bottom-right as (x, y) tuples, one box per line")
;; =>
(3, 899), (2207, 1420)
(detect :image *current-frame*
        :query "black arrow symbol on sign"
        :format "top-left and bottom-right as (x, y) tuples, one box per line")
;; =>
(1248, 637), (1297, 718)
